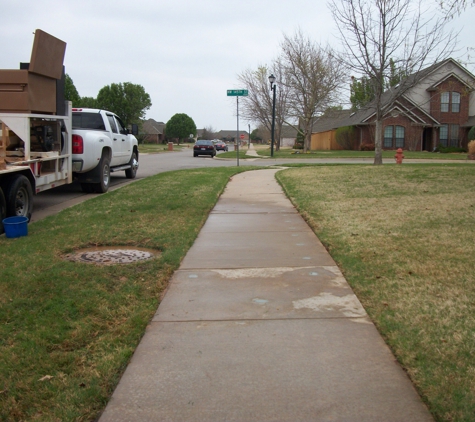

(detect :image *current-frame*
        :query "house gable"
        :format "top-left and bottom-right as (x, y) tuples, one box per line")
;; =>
(404, 58), (475, 115)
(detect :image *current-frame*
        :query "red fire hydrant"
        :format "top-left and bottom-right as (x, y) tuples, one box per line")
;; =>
(394, 148), (404, 164)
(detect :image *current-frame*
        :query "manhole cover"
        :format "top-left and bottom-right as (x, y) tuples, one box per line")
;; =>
(64, 247), (159, 265)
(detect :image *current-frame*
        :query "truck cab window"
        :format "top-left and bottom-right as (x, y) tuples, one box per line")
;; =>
(107, 115), (118, 134)
(115, 117), (127, 135)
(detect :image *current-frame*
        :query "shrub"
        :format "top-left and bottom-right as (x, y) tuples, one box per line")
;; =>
(335, 126), (355, 150)
(468, 126), (475, 142)
(360, 142), (375, 151)
(434, 144), (467, 153)
(468, 140), (475, 155)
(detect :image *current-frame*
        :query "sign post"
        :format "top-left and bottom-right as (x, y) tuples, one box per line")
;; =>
(227, 89), (248, 166)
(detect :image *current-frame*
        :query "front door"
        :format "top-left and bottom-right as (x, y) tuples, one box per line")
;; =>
(423, 128), (433, 152)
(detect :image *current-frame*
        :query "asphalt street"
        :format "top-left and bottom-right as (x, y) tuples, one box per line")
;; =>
(31, 145), (457, 223)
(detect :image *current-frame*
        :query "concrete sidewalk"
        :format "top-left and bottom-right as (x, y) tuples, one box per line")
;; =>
(99, 169), (433, 422)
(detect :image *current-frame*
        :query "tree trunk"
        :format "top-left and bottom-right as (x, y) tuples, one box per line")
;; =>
(303, 121), (311, 153)
(373, 91), (383, 165)
(304, 132), (311, 153)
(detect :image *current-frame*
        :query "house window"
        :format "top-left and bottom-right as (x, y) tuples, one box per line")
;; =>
(439, 124), (459, 147)
(395, 126), (405, 148)
(441, 92), (449, 112)
(441, 91), (460, 113)
(440, 125), (448, 146)
(384, 125), (405, 148)
(452, 92), (460, 112)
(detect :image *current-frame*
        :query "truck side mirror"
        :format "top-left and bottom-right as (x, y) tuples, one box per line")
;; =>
(131, 124), (139, 135)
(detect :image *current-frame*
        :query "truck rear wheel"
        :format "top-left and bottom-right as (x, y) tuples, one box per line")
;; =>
(94, 156), (111, 193)
(5, 175), (33, 220)
(0, 188), (6, 234)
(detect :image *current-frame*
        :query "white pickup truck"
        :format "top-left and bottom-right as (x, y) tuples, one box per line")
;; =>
(71, 108), (139, 193)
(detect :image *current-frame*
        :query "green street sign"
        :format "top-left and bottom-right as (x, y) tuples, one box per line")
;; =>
(227, 89), (248, 96)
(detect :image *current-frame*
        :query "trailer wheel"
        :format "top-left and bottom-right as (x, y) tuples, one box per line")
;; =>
(93, 156), (111, 193)
(0, 188), (6, 235)
(5, 175), (33, 220)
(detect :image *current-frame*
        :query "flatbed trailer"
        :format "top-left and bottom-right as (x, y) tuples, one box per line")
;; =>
(0, 101), (72, 233)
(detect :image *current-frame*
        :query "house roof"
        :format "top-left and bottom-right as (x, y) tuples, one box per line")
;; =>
(313, 58), (475, 133)
(142, 118), (165, 135)
(216, 130), (249, 139)
(281, 125), (299, 138)
(311, 110), (353, 133)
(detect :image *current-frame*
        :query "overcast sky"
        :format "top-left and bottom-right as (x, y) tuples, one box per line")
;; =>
(1, 0), (472, 131)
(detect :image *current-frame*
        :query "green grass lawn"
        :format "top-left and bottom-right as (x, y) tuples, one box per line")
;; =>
(276, 164), (475, 422)
(0, 167), (252, 421)
(255, 147), (469, 160)
(217, 149), (250, 160)
(1, 163), (474, 421)
(138, 143), (190, 153)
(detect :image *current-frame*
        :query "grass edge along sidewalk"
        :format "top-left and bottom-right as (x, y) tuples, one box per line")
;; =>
(1, 163), (473, 421)
(276, 163), (475, 422)
(0, 166), (252, 421)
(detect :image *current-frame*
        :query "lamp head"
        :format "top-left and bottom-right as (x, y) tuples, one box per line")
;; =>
(268, 74), (276, 85)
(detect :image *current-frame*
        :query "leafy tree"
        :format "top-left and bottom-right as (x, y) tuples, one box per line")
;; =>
(250, 128), (262, 142)
(350, 76), (375, 110)
(78, 96), (97, 108)
(386, 58), (407, 89)
(64, 74), (81, 106)
(165, 113), (197, 144)
(468, 126), (475, 141)
(96, 82), (152, 127)
(350, 60), (406, 110)
(324, 105), (343, 114)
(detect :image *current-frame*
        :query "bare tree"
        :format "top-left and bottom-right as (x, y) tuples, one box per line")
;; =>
(237, 64), (291, 151)
(329, 0), (457, 164)
(279, 30), (346, 152)
(437, 0), (472, 19)
(199, 125), (216, 140)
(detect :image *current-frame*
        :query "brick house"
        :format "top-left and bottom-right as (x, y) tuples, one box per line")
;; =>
(141, 118), (165, 143)
(311, 58), (475, 151)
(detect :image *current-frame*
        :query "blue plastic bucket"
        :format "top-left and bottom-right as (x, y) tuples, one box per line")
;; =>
(2, 216), (29, 238)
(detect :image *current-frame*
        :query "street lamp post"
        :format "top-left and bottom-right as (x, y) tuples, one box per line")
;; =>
(248, 123), (250, 149)
(269, 74), (276, 158)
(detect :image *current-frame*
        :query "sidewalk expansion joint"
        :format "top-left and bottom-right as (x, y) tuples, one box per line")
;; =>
(153, 316), (369, 323)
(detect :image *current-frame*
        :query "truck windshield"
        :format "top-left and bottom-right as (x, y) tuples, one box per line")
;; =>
(72, 113), (106, 130)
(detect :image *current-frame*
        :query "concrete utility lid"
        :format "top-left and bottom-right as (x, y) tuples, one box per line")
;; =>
(64, 247), (159, 265)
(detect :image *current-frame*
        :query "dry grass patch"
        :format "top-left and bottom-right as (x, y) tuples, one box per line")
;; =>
(277, 164), (475, 422)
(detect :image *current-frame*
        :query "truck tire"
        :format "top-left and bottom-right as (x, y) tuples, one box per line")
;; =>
(4, 174), (33, 220)
(93, 156), (111, 193)
(0, 188), (6, 235)
(125, 151), (138, 179)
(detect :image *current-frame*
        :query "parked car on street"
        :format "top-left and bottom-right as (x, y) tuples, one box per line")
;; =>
(193, 140), (216, 157)
(214, 141), (228, 152)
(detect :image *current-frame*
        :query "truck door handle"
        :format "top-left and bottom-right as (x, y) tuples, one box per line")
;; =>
(113, 138), (117, 141)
